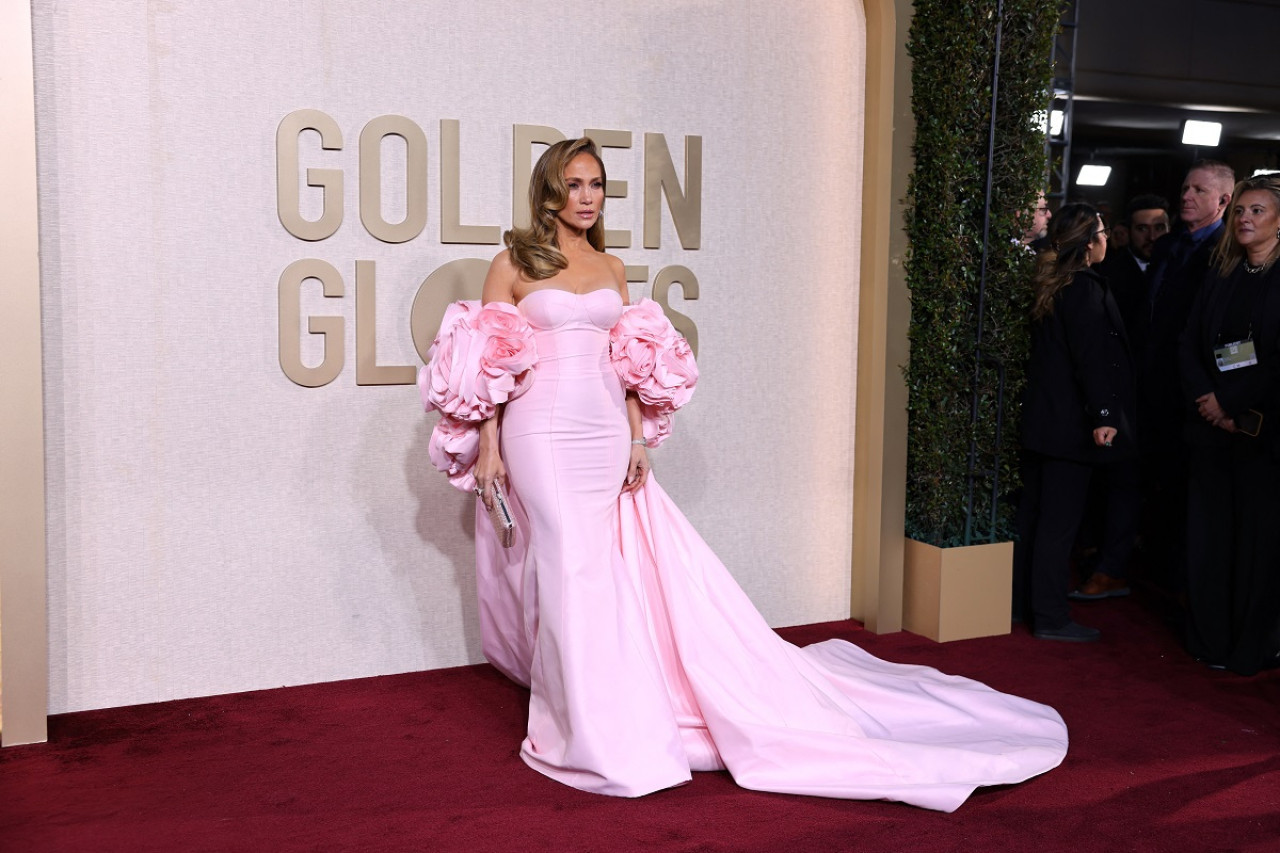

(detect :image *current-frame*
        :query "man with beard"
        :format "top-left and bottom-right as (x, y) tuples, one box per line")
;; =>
(1097, 195), (1171, 340)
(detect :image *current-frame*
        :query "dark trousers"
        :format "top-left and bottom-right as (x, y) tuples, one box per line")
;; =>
(1099, 461), (1141, 579)
(1185, 439), (1280, 674)
(1077, 462), (1142, 580)
(1014, 454), (1091, 630)
(1014, 453), (1140, 629)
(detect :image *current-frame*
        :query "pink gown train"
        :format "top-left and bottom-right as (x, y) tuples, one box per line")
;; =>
(462, 288), (1066, 812)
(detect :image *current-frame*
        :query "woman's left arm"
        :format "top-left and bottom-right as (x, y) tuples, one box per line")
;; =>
(1061, 275), (1119, 433)
(610, 252), (649, 491)
(623, 393), (649, 493)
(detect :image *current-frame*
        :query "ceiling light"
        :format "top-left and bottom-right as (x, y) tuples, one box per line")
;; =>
(1076, 165), (1111, 187)
(1181, 120), (1222, 146)
(1034, 108), (1064, 138)
(1253, 169), (1279, 177)
(1035, 109), (1066, 138)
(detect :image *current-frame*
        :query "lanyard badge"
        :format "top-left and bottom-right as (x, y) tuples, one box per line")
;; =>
(1214, 339), (1258, 372)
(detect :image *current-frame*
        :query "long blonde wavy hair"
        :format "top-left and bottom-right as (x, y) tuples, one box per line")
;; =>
(504, 138), (607, 281)
(1031, 203), (1103, 321)
(1211, 174), (1280, 277)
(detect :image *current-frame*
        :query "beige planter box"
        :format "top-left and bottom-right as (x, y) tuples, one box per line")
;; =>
(903, 538), (1013, 642)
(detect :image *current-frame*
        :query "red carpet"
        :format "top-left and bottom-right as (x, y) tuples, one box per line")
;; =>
(3, 597), (1278, 853)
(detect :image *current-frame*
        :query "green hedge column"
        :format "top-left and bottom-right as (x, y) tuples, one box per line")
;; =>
(903, 0), (1058, 547)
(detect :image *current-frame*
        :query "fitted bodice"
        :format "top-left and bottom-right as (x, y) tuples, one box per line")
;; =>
(518, 288), (623, 363)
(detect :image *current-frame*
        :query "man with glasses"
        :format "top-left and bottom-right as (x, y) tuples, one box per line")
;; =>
(1020, 190), (1053, 252)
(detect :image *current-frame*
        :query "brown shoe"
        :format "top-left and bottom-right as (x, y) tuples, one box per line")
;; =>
(1068, 572), (1131, 601)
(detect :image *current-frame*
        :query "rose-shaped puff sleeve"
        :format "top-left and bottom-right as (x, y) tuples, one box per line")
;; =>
(609, 298), (698, 448)
(420, 300), (537, 422)
(418, 300), (538, 490)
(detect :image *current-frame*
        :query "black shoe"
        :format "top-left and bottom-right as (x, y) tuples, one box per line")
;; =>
(1033, 620), (1101, 643)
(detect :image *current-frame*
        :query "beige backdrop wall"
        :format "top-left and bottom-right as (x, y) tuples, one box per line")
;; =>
(34, 0), (865, 713)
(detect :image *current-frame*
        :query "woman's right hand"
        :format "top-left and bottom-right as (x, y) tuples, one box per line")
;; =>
(474, 419), (505, 509)
(1196, 392), (1226, 425)
(1195, 392), (1239, 432)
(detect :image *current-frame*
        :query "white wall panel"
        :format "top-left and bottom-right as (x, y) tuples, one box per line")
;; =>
(34, 0), (865, 712)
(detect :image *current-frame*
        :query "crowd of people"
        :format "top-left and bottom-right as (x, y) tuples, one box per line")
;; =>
(416, 140), (1272, 809)
(1013, 161), (1280, 676)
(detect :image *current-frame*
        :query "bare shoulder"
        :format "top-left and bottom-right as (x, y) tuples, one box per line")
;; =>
(603, 252), (629, 302)
(603, 252), (625, 274)
(489, 248), (518, 275)
(482, 249), (520, 304)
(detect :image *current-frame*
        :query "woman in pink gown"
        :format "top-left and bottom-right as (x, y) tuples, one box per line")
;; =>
(421, 138), (1068, 812)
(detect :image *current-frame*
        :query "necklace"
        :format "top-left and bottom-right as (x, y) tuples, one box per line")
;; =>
(1243, 259), (1266, 274)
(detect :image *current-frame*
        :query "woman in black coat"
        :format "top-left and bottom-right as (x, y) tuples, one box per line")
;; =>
(1014, 203), (1138, 642)
(1179, 174), (1280, 675)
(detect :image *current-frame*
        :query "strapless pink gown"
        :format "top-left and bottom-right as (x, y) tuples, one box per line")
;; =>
(473, 287), (1066, 812)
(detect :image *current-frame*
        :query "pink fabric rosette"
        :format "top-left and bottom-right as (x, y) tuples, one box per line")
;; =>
(609, 298), (697, 448)
(420, 301), (537, 422)
(475, 301), (539, 406)
(418, 300), (538, 490)
(641, 409), (673, 448)
(427, 414), (481, 491)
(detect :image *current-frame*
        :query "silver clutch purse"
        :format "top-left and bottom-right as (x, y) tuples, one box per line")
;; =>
(478, 480), (516, 548)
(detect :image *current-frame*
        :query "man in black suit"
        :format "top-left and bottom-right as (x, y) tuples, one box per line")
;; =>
(1096, 195), (1170, 340)
(1136, 160), (1235, 594)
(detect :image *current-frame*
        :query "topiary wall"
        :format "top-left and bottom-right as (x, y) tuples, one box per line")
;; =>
(903, 0), (1059, 547)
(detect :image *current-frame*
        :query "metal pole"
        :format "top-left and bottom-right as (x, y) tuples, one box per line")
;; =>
(964, 0), (1005, 546)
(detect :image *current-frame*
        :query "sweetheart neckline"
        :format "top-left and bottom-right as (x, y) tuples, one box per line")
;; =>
(517, 287), (622, 307)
